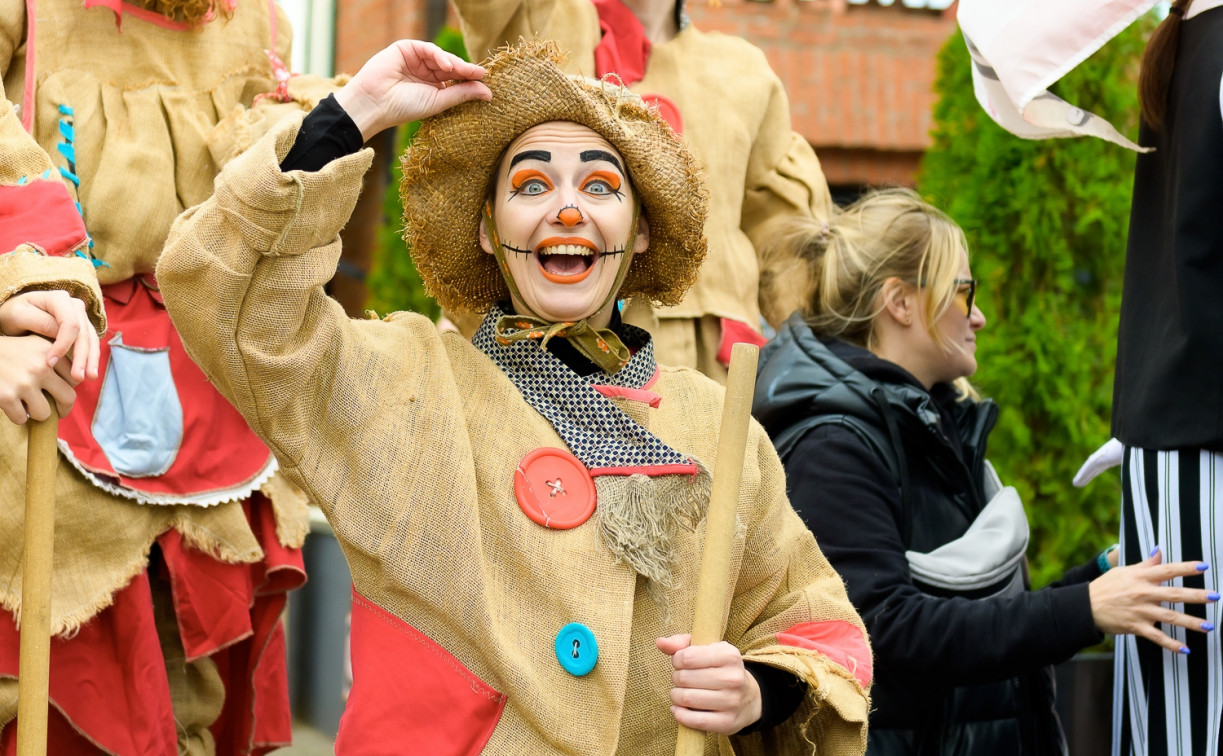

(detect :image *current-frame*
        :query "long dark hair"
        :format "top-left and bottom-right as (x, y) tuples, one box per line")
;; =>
(1139, 0), (1195, 130)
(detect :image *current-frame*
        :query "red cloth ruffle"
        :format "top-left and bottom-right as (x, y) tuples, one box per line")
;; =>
(0, 494), (305, 756)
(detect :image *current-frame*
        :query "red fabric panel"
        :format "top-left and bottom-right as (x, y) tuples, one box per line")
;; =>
(0, 496), (302, 756)
(0, 182), (87, 257)
(56, 281), (275, 499)
(716, 317), (769, 367)
(592, 0), (649, 86)
(0, 572), (178, 756)
(162, 494), (304, 756)
(335, 591), (506, 756)
(160, 528), (255, 661)
(776, 620), (873, 689)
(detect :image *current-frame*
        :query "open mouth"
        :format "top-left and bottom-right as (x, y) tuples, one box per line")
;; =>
(535, 238), (600, 284)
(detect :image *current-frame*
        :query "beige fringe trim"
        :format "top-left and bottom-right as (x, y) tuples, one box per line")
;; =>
(594, 460), (711, 606)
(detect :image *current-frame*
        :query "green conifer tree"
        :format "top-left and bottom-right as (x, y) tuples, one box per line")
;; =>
(918, 21), (1150, 585)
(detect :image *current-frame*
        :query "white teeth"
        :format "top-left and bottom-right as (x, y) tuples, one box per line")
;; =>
(539, 244), (595, 257)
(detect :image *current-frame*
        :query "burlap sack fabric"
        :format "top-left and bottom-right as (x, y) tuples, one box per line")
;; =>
(402, 39), (708, 314)
(158, 71), (870, 751)
(452, 0), (833, 370)
(0, 0), (314, 745)
(1, 0), (339, 286)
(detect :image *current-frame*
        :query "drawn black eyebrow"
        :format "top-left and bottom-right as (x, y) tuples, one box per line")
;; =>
(581, 150), (623, 173)
(509, 150), (551, 168)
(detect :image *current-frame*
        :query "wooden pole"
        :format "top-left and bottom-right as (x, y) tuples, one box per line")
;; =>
(18, 397), (58, 756)
(674, 342), (759, 756)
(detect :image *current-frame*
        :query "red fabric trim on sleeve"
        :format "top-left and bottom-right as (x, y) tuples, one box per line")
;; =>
(716, 317), (768, 367)
(0, 182), (87, 257)
(335, 591), (506, 756)
(776, 620), (873, 688)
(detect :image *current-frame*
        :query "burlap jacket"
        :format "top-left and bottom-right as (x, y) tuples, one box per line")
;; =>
(158, 115), (870, 754)
(453, 0), (832, 331)
(0, 0), (337, 284)
(0, 0), (309, 637)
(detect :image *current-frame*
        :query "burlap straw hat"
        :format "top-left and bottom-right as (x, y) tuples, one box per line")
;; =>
(401, 39), (708, 315)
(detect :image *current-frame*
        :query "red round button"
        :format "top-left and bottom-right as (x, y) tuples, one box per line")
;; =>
(514, 447), (597, 529)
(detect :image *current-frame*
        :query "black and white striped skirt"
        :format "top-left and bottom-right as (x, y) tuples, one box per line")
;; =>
(1113, 447), (1223, 756)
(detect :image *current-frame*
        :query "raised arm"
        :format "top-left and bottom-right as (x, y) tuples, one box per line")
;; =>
(157, 41), (488, 503)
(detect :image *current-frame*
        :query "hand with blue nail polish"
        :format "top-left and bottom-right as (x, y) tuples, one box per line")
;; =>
(1089, 547), (1219, 654)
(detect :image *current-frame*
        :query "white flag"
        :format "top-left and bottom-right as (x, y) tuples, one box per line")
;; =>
(957, 0), (1158, 151)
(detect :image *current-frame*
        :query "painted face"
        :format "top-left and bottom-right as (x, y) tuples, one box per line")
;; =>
(479, 121), (649, 327)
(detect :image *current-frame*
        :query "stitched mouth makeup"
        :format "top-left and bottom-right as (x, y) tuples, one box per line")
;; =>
(505, 237), (627, 284)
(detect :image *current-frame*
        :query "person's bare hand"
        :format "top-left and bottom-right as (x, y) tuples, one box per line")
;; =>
(0, 290), (99, 382)
(335, 40), (491, 142)
(1090, 547), (1218, 653)
(656, 634), (762, 735)
(0, 334), (80, 423)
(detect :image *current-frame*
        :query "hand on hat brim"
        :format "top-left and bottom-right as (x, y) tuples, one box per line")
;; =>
(336, 39), (492, 143)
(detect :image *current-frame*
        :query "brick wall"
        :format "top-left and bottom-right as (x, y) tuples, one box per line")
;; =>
(687, 0), (957, 187)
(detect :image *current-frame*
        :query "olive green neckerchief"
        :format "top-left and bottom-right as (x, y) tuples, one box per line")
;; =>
(484, 200), (641, 374)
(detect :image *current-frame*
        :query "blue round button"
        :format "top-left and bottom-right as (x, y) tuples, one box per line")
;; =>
(555, 623), (598, 677)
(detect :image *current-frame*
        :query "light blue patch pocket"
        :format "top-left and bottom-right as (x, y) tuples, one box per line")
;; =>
(92, 333), (183, 478)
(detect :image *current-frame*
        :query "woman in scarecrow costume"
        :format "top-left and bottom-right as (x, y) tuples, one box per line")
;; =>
(158, 39), (872, 754)
(0, 0), (335, 752)
(444, 0), (833, 383)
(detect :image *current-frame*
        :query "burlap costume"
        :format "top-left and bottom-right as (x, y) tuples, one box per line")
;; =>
(0, 1), (328, 752)
(157, 43), (870, 753)
(449, 0), (833, 381)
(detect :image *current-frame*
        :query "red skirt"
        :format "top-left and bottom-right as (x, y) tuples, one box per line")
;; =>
(0, 495), (305, 756)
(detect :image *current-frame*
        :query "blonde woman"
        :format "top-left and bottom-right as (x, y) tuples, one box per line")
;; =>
(753, 188), (1217, 755)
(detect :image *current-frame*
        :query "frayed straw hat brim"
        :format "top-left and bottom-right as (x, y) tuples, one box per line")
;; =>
(400, 39), (708, 315)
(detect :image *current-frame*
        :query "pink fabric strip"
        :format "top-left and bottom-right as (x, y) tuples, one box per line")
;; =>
(590, 463), (698, 478)
(592, 384), (662, 408)
(21, 0), (35, 132)
(641, 366), (660, 390)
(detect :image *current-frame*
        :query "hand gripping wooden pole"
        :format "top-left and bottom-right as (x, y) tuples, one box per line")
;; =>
(674, 342), (759, 756)
(18, 396), (58, 756)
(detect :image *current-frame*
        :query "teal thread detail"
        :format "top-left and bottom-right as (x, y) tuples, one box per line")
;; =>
(55, 100), (99, 264)
(17, 176), (27, 186)
(42, 169), (52, 180)
(74, 249), (108, 268)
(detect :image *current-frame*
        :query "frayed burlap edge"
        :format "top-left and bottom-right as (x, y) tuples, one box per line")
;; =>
(401, 38), (708, 315)
(261, 473), (310, 549)
(737, 645), (870, 755)
(594, 460), (711, 609)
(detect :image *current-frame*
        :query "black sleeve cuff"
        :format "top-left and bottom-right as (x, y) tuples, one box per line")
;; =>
(279, 94), (365, 173)
(738, 662), (808, 735)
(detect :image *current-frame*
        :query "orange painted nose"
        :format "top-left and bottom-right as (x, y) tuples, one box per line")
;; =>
(557, 206), (583, 227)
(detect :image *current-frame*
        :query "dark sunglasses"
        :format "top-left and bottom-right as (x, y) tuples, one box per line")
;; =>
(953, 278), (978, 319)
(903, 277), (979, 320)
